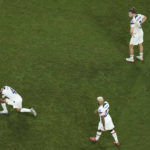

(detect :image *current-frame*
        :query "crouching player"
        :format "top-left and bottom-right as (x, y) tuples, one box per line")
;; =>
(0, 86), (37, 117)
(90, 96), (120, 146)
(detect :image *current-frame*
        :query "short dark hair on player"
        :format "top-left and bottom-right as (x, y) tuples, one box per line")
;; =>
(129, 7), (136, 14)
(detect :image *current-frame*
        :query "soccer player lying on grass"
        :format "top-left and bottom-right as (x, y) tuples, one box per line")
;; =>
(126, 7), (147, 62)
(0, 86), (37, 117)
(90, 96), (120, 146)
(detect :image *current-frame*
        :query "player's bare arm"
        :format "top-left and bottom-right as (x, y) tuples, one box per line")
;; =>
(101, 115), (106, 130)
(94, 109), (98, 113)
(142, 16), (147, 23)
(130, 27), (134, 36)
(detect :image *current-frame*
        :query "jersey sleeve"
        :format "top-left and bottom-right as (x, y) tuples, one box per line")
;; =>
(130, 19), (135, 28)
(103, 102), (109, 109)
(140, 14), (145, 19)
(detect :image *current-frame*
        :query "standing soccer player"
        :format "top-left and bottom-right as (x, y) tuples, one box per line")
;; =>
(126, 7), (147, 62)
(0, 86), (37, 117)
(90, 96), (120, 146)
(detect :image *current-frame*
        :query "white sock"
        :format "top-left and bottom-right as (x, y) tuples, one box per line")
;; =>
(140, 53), (143, 57)
(111, 130), (119, 143)
(95, 131), (102, 141)
(1, 103), (8, 112)
(20, 108), (31, 113)
(130, 55), (134, 59)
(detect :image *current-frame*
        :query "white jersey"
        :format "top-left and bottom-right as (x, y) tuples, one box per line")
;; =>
(130, 14), (144, 34)
(1, 86), (20, 99)
(98, 101), (109, 118)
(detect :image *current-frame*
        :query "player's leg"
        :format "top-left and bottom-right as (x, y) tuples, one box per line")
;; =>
(14, 97), (37, 117)
(18, 108), (36, 115)
(110, 129), (120, 146)
(126, 44), (135, 62)
(17, 107), (37, 117)
(136, 43), (144, 61)
(0, 102), (8, 114)
(90, 130), (102, 142)
(90, 122), (103, 142)
(106, 115), (120, 146)
(0, 98), (12, 114)
(17, 108), (31, 112)
(95, 130), (102, 141)
(136, 31), (144, 61)
(20, 108), (37, 117)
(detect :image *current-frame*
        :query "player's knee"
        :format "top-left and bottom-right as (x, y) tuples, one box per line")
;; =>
(110, 129), (115, 133)
(130, 43), (133, 46)
(130, 45), (134, 49)
(16, 108), (21, 112)
(139, 43), (143, 47)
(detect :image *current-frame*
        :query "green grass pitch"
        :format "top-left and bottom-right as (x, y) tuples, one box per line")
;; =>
(0, 0), (150, 150)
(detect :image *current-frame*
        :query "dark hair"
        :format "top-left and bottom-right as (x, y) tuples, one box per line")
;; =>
(129, 7), (136, 14)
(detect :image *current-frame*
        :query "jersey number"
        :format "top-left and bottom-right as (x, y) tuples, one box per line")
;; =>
(105, 109), (109, 116)
(10, 88), (17, 94)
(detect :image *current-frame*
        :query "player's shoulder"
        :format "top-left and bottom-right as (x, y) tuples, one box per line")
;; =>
(137, 14), (143, 16)
(103, 101), (109, 108)
(2, 86), (11, 91)
(103, 101), (109, 106)
(136, 14), (144, 18)
(3, 86), (10, 88)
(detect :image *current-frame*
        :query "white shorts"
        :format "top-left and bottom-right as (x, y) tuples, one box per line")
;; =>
(98, 114), (114, 131)
(6, 96), (22, 109)
(130, 31), (144, 45)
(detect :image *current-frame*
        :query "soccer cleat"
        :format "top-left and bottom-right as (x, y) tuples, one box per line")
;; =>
(89, 137), (98, 142)
(0, 110), (8, 114)
(31, 108), (37, 117)
(126, 58), (134, 62)
(136, 56), (143, 61)
(114, 142), (120, 146)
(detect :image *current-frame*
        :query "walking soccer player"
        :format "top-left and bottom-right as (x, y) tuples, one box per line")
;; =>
(126, 7), (147, 62)
(0, 86), (37, 117)
(90, 96), (120, 146)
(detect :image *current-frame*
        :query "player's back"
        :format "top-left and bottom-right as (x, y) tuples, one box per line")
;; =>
(2, 86), (20, 99)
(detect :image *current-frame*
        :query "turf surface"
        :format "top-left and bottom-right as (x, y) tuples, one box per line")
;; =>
(0, 0), (150, 150)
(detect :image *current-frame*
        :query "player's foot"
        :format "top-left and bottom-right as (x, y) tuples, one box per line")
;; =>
(126, 57), (134, 62)
(136, 56), (143, 61)
(31, 108), (37, 117)
(0, 110), (8, 114)
(89, 137), (98, 142)
(114, 142), (120, 146)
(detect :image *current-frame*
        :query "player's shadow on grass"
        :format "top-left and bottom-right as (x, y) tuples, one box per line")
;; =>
(88, 141), (121, 150)
(5, 112), (32, 140)
(87, 8), (128, 47)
